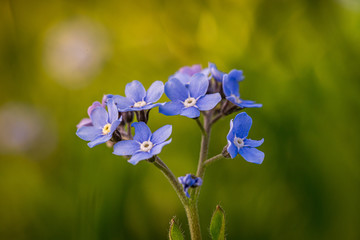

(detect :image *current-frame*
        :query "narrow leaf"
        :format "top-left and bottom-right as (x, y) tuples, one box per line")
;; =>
(169, 217), (184, 240)
(210, 205), (226, 240)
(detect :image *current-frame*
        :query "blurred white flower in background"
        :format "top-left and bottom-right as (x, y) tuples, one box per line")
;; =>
(43, 18), (110, 88)
(0, 103), (57, 159)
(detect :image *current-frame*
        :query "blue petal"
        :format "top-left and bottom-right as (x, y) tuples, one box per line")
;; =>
(170, 73), (190, 85)
(228, 69), (244, 82)
(188, 73), (208, 98)
(239, 147), (264, 164)
(223, 74), (239, 97)
(90, 107), (108, 128)
(180, 106), (200, 118)
(244, 138), (264, 148)
(227, 96), (262, 108)
(107, 99), (119, 123)
(125, 80), (146, 102)
(239, 101), (263, 108)
(165, 78), (188, 101)
(200, 68), (211, 78)
(209, 62), (224, 82)
(233, 112), (252, 138)
(226, 119), (238, 158)
(132, 122), (152, 142)
(113, 140), (140, 156)
(141, 102), (163, 110)
(151, 125), (172, 144)
(112, 95), (134, 111)
(159, 101), (183, 116)
(196, 93), (221, 111)
(110, 119), (122, 134)
(76, 126), (101, 141)
(76, 118), (92, 129)
(88, 134), (112, 148)
(145, 81), (164, 103)
(128, 152), (153, 165)
(150, 139), (172, 155)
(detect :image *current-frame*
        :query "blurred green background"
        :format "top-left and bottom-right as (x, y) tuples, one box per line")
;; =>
(1, 0), (360, 239)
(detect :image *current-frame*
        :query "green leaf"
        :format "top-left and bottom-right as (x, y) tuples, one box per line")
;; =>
(210, 205), (226, 240)
(169, 216), (184, 240)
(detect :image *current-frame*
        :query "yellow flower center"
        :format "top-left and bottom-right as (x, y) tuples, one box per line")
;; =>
(102, 123), (112, 135)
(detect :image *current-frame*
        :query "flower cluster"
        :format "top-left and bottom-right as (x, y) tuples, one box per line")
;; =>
(76, 62), (264, 198)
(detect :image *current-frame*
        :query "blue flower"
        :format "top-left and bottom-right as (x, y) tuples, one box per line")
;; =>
(209, 62), (244, 83)
(76, 99), (122, 148)
(76, 94), (113, 129)
(226, 112), (264, 164)
(112, 80), (164, 112)
(159, 73), (221, 118)
(223, 73), (262, 108)
(178, 174), (203, 198)
(169, 64), (210, 86)
(113, 122), (172, 165)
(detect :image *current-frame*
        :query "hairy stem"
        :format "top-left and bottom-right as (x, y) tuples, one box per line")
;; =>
(153, 157), (202, 239)
(152, 157), (188, 206)
(203, 153), (224, 166)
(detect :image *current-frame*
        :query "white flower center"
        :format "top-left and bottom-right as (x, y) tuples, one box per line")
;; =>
(140, 140), (153, 152)
(183, 97), (196, 108)
(234, 136), (244, 149)
(102, 123), (112, 135)
(134, 100), (147, 108)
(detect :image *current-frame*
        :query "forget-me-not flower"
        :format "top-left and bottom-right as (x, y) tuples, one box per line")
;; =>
(223, 74), (262, 108)
(112, 80), (164, 112)
(169, 64), (210, 86)
(226, 112), (264, 164)
(76, 94), (113, 128)
(76, 99), (121, 148)
(209, 62), (244, 83)
(159, 73), (221, 118)
(113, 122), (172, 165)
(178, 174), (203, 198)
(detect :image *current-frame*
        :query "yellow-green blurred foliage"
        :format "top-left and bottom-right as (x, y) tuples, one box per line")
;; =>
(1, 0), (360, 239)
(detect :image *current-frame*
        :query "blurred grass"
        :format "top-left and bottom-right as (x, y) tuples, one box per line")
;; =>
(0, 0), (360, 239)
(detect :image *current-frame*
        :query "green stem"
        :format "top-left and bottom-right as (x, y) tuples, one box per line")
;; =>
(203, 153), (224, 167)
(152, 157), (188, 206)
(185, 202), (202, 240)
(195, 114), (211, 198)
(153, 157), (202, 239)
(195, 118), (206, 135)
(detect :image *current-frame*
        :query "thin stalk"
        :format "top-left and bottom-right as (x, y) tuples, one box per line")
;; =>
(153, 157), (202, 239)
(195, 118), (206, 135)
(203, 154), (224, 166)
(152, 157), (188, 206)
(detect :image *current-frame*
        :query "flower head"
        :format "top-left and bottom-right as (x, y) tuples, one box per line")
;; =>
(169, 64), (210, 86)
(226, 112), (264, 164)
(113, 122), (172, 165)
(159, 73), (221, 118)
(76, 99), (121, 148)
(112, 80), (164, 112)
(178, 174), (202, 198)
(209, 62), (244, 83)
(223, 74), (262, 108)
(76, 94), (113, 128)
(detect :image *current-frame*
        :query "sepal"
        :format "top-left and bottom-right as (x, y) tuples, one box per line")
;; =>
(169, 217), (184, 240)
(209, 205), (226, 240)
